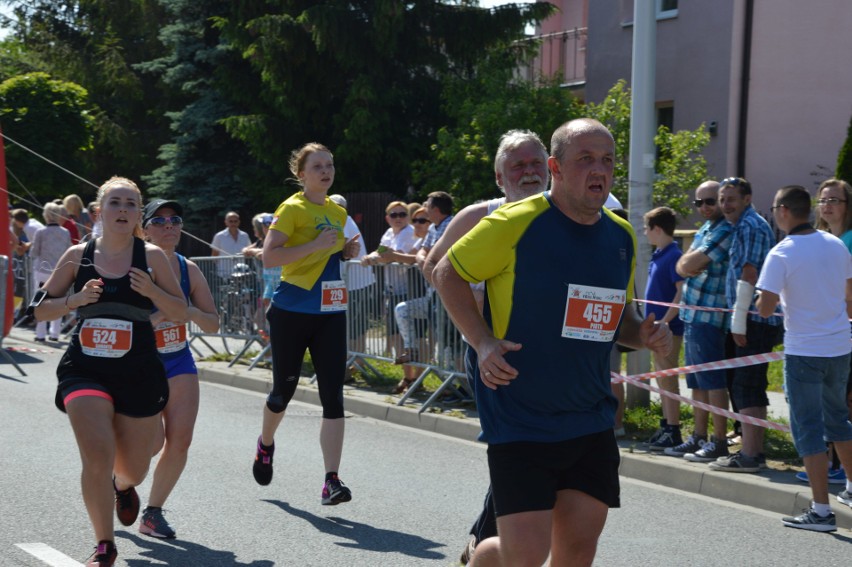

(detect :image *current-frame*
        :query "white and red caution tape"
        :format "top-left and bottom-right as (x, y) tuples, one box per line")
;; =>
(634, 298), (784, 319)
(610, 350), (790, 433)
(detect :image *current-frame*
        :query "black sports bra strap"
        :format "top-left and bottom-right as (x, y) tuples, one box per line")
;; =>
(82, 237), (97, 262)
(132, 237), (149, 271)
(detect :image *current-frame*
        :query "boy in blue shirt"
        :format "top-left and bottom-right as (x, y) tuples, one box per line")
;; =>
(644, 207), (686, 451)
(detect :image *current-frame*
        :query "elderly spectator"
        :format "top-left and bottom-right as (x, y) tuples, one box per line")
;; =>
(63, 193), (92, 240)
(31, 202), (72, 341)
(51, 198), (81, 244)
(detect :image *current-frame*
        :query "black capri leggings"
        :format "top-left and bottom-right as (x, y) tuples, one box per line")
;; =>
(266, 306), (347, 419)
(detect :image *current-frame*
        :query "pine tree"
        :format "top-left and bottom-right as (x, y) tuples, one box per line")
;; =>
(836, 113), (852, 182)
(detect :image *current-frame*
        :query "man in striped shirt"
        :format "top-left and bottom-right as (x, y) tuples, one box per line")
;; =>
(710, 177), (783, 473)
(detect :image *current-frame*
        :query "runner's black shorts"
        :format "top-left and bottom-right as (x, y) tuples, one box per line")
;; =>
(486, 429), (621, 517)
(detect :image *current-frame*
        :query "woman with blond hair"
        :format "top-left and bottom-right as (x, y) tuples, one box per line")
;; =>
(63, 193), (90, 242)
(34, 177), (187, 566)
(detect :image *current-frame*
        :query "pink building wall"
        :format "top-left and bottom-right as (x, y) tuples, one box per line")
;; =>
(744, 2), (852, 211)
(535, 0), (852, 212)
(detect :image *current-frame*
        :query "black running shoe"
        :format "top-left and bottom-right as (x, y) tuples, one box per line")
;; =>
(253, 436), (274, 486)
(139, 507), (176, 539)
(86, 540), (117, 567)
(322, 475), (352, 505)
(114, 481), (140, 527)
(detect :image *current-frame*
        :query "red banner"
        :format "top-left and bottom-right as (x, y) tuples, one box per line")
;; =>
(0, 127), (13, 337)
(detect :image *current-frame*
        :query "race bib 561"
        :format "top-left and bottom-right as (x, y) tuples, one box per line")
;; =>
(154, 321), (187, 354)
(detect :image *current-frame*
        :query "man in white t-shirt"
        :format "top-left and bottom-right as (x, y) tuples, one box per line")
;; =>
(756, 184), (852, 533)
(211, 211), (251, 256)
(329, 194), (376, 355)
(211, 211), (251, 279)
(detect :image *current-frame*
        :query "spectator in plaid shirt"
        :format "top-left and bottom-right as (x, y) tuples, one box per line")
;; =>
(666, 180), (733, 463)
(709, 177), (783, 473)
(415, 191), (455, 270)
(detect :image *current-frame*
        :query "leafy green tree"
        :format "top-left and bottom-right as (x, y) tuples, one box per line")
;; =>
(836, 113), (852, 182)
(653, 125), (710, 217)
(0, 72), (94, 201)
(218, 0), (555, 197)
(412, 49), (581, 205)
(2, 0), (173, 192)
(420, 77), (708, 214)
(140, 0), (269, 228)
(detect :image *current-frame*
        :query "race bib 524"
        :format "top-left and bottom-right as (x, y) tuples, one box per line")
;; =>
(79, 318), (133, 358)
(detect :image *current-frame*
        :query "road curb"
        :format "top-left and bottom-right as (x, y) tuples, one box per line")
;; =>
(181, 362), (852, 529)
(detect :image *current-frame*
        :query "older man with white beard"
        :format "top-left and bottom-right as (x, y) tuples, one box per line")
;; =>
(422, 129), (550, 565)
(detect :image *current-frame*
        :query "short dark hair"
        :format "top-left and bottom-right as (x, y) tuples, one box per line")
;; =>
(11, 209), (29, 223)
(775, 185), (811, 219)
(719, 177), (752, 197)
(644, 206), (677, 236)
(426, 191), (453, 215)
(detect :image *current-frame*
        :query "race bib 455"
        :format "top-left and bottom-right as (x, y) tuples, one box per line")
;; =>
(562, 284), (626, 342)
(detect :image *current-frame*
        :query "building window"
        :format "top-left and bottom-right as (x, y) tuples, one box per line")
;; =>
(657, 105), (674, 132)
(655, 104), (674, 165)
(657, 0), (678, 19)
(621, 0), (679, 26)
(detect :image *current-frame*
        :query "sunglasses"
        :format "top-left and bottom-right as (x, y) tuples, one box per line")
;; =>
(412, 217), (430, 224)
(720, 177), (744, 187)
(693, 198), (717, 207)
(388, 212), (408, 219)
(147, 215), (183, 227)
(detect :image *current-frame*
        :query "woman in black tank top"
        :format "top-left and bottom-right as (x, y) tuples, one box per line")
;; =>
(34, 177), (187, 567)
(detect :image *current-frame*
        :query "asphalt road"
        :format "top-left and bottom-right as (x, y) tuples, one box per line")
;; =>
(2, 340), (852, 566)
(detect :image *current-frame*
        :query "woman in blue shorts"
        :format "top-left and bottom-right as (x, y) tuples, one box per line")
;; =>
(139, 198), (219, 540)
(251, 142), (361, 505)
(34, 177), (187, 567)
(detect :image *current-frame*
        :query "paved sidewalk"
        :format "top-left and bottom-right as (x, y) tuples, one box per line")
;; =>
(196, 359), (852, 530)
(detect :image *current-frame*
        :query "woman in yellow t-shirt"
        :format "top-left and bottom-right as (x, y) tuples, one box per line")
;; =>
(251, 143), (361, 506)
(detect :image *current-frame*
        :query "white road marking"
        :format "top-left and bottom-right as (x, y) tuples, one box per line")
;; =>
(15, 543), (83, 566)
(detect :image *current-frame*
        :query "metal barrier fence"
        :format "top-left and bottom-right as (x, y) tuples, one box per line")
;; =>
(9, 249), (472, 411)
(340, 260), (470, 411)
(187, 255), (265, 365)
